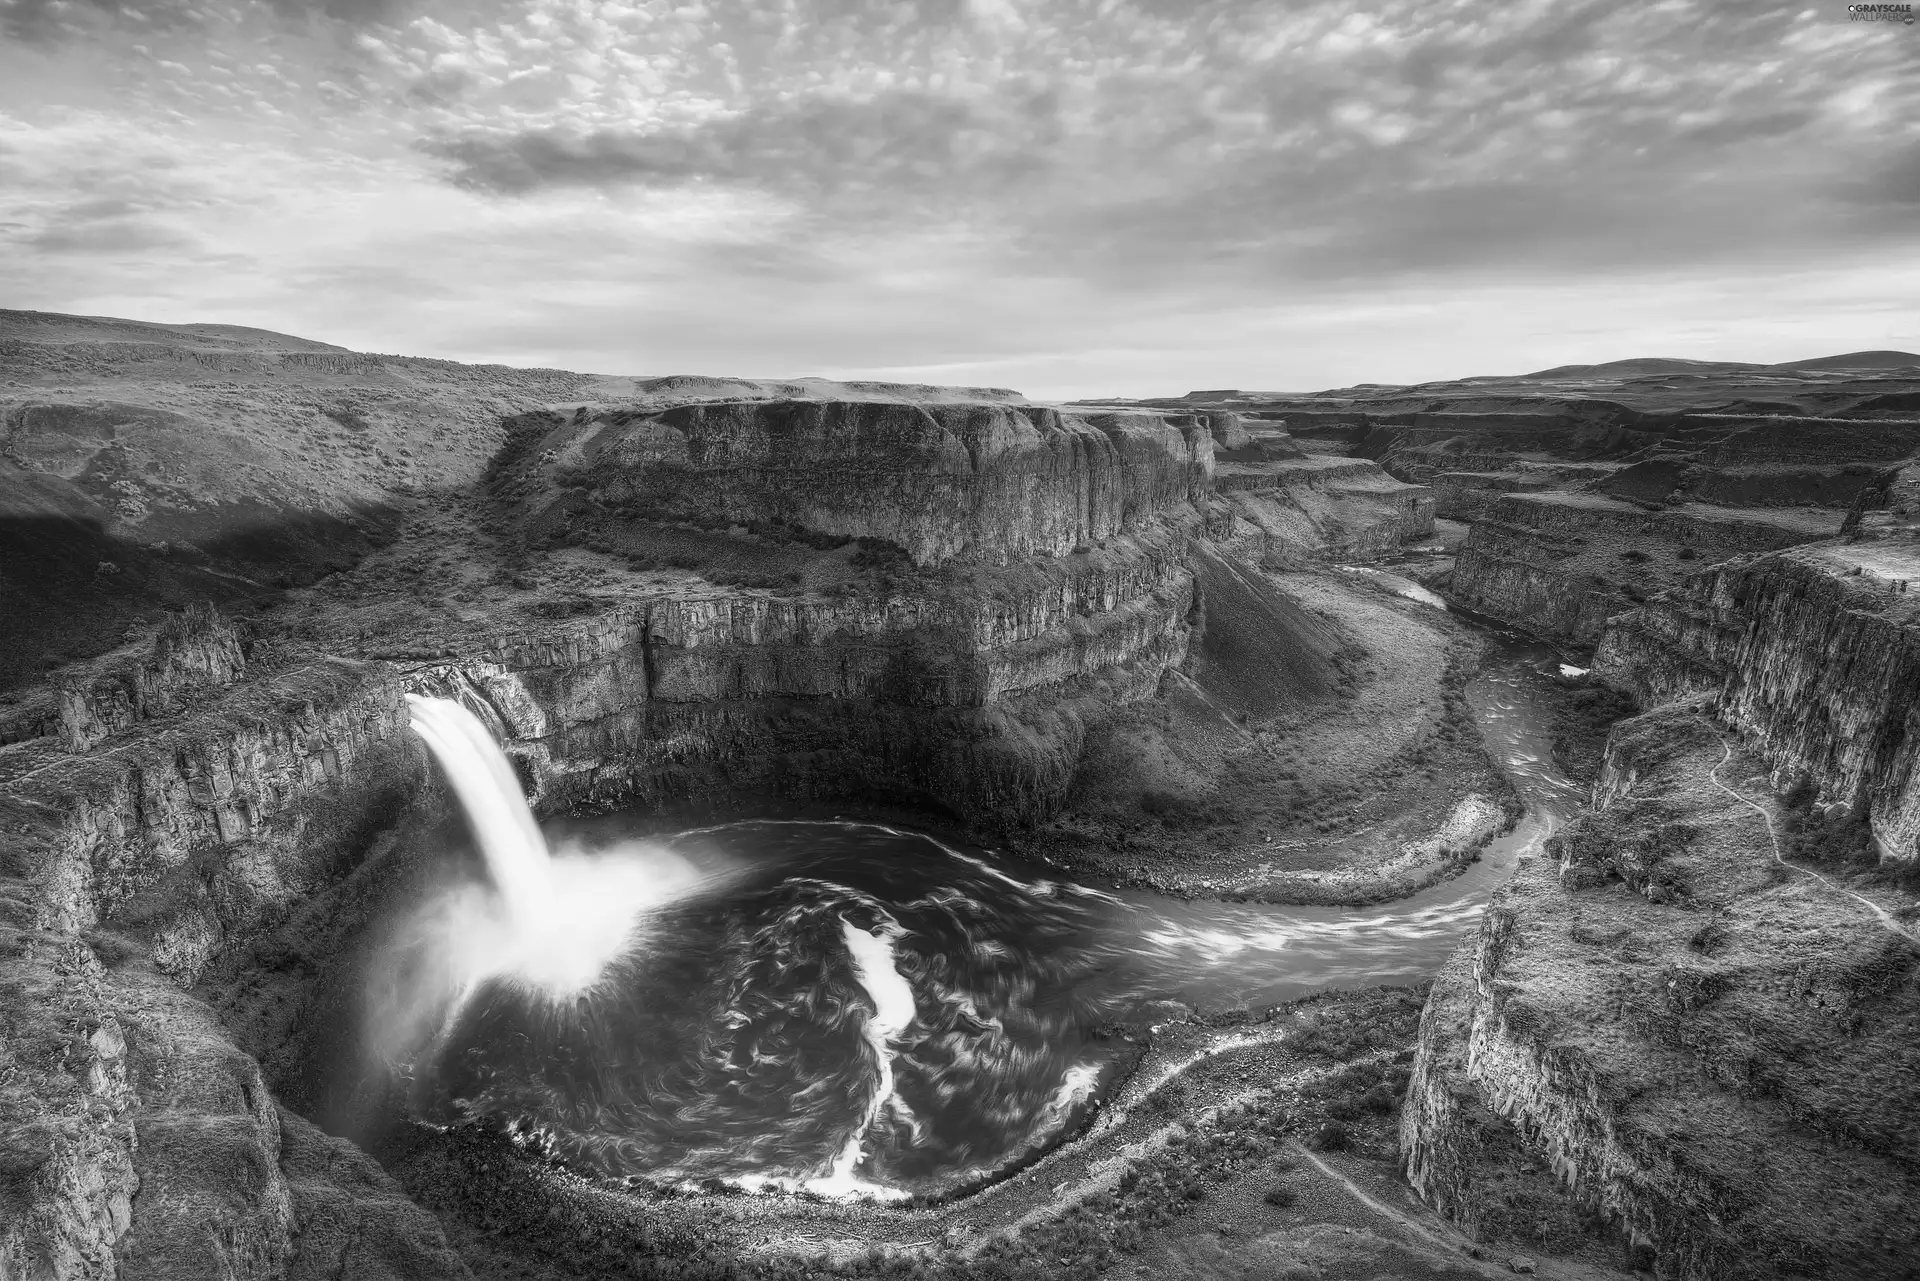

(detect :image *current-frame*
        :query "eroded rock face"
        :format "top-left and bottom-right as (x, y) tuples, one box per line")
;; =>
(363, 513), (1200, 827)
(54, 604), (248, 752)
(0, 948), (139, 1281)
(503, 400), (1213, 567)
(1450, 493), (1837, 645)
(1402, 703), (1920, 1280)
(1596, 537), (1920, 860)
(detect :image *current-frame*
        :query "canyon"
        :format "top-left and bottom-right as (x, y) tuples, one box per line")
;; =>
(5, 311), (1920, 1281)
(1162, 355), (1920, 1279)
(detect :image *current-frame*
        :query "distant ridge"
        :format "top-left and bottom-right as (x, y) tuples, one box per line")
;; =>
(0, 309), (355, 354)
(1520, 357), (1762, 379)
(1773, 350), (1920, 372)
(0, 309), (1030, 402)
(1518, 351), (1920, 380)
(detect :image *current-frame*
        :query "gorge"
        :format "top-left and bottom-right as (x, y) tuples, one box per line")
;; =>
(5, 312), (1920, 1281)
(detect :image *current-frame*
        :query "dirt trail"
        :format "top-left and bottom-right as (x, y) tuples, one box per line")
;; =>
(1708, 736), (1919, 947)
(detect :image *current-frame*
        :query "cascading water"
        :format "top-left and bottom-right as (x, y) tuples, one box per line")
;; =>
(405, 695), (554, 925)
(380, 633), (1580, 1201)
(399, 694), (692, 998)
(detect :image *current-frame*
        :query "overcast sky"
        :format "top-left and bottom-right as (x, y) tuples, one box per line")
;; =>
(1, 0), (1914, 398)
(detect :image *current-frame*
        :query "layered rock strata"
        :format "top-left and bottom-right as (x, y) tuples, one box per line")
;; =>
(1449, 493), (1839, 645)
(1211, 456), (1434, 566)
(0, 635), (449, 1278)
(1403, 702), (1920, 1280)
(401, 527), (1196, 825)
(1595, 536), (1920, 860)
(503, 400), (1213, 568)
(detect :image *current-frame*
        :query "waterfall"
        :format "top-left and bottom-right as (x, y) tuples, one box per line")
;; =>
(395, 693), (709, 1003)
(406, 693), (556, 926)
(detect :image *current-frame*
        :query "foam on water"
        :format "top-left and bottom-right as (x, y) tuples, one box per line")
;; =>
(810, 918), (918, 1198)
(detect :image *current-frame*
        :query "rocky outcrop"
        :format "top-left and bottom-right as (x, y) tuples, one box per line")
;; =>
(1595, 536), (1920, 860)
(1213, 456), (1434, 566)
(16, 657), (417, 970)
(0, 928), (466, 1281)
(55, 604), (248, 751)
(0, 640), (445, 1280)
(499, 400), (1214, 568)
(1450, 493), (1837, 645)
(0, 945), (139, 1281)
(1428, 471), (1553, 522)
(1403, 702), (1920, 1280)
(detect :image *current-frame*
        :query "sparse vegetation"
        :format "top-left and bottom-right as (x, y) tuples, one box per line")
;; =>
(1780, 782), (1877, 866)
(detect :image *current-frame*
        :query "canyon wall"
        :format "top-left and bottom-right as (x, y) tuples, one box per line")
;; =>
(402, 528), (1195, 825)
(506, 400), (1214, 567)
(0, 633), (451, 1279)
(1212, 456), (1434, 566)
(1449, 493), (1837, 645)
(1595, 537), (1920, 860)
(1403, 702), (1920, 1280)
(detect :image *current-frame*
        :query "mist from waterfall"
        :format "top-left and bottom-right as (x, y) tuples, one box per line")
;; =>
(368, 695), (714, 1104)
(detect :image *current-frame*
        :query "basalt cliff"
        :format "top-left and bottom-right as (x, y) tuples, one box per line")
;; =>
(1154, 357), (1920, 1279)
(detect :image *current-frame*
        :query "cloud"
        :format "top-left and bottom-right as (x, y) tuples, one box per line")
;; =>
(29, 218), (194, 254)
(1848, 139), (1920, 210)
(0, 0), (409, 42)
(419, 86), (1045, 211)
(3, 0), (1919, 398)
(0, 0), (194, 43)
(395, 0), (1915, 297)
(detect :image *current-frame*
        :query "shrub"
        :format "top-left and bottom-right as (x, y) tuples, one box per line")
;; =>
(1263, 1184), (1297, 1208)
(1313, 1120), (1350, 1151)
(849, 536), (911, 571)
(1141, 788), (1213, 827)
(1781, 808), (1875, 866)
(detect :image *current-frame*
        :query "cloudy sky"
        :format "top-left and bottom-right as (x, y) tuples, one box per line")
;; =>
(1, 0), (1914, 397)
